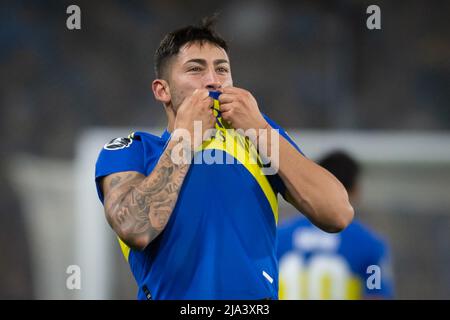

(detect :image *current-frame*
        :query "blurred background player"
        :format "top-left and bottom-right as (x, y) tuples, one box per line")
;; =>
(278, 150), (394, 299)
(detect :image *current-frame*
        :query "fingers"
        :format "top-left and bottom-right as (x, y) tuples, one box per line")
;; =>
(192, 90), (216, 122)
(193, 88), (211, 100)
(218, 90), (239, 113)
(217, 93), (235, 104)
(218, 102), (232, 112)
(219, 87), (252, 105)
(220, 108), (234, 121)
(221, 86), (241, 94)
(192, 89), (213, 109)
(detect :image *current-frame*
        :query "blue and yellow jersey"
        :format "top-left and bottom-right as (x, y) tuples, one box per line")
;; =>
(95, 93), (302, 300)
(277, 217), (394, 300)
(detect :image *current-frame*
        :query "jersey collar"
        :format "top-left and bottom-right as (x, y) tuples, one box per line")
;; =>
(161, 129), (171, 142)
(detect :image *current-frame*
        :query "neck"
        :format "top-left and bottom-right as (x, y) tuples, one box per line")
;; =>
(165, 104), (176, 133)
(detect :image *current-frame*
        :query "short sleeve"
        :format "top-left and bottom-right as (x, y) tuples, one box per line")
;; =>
(95, 135), (146, 203)
(263, 114), (303, 155)
(262, 114), (304, 196)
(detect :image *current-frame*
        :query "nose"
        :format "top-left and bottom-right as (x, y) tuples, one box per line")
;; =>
(206, 83), (221, 91)
(204, 68), (222, 91)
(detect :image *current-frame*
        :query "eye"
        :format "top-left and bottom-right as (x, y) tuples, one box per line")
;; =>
(188, 66), (202, 72)
(217, 67), (229, 73)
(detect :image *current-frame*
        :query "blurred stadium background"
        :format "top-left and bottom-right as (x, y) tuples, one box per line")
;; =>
(0, 0), (449, 299)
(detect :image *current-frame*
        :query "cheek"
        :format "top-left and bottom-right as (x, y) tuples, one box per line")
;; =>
(174, 76), (200, 94)
(170, 85), (196, 111)
(222, 75), (233, 87)
(170, 88), (185, 110)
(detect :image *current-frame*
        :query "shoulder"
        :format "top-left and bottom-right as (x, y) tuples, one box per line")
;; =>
(98, 131), (165, 158)
(262, 113), (303, 154)
(97, 132), (144, 161)
(262, 114), (291, 135)
(262, 113), (283, 130)
(132, 131), (168, 145)
(95, 130), (168, 186)
(95, 131), (166, 184)
(344, 219), (389, 252)
(94, 130), (167, 204)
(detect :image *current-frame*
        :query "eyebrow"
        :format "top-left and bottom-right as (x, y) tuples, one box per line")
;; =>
(184, 58), (229, 66)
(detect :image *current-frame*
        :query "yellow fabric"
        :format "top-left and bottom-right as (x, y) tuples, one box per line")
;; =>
(118, 237), (131, 261)
(200, 129), (278, 224)
(117, 97), (278, 260)
(279, 272), (363, 299)
(201, 97), (278, 223)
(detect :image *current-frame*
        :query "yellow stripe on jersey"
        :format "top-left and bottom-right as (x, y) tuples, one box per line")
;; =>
(200, 124), (278, 224)
(117, 99), (279, 261)
(118, 237), (130, 261)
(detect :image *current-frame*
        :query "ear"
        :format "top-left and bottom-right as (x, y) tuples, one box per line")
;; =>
(152, 79), (171, 104)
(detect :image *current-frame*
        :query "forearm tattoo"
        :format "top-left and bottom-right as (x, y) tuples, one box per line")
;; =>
(105, 137), (191, 244)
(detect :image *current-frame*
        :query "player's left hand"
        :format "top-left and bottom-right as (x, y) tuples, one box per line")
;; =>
(218, 87), (269, 131)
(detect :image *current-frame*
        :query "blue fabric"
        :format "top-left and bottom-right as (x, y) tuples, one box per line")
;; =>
(95, 114), (304, 299)
(262, 114), (303, 197)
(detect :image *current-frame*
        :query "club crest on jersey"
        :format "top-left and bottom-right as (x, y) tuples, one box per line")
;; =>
(104, 137), (133, 150)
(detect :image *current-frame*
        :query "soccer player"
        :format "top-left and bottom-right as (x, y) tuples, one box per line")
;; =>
(95, 17), (354, 300)
(278, 150), (394, 299)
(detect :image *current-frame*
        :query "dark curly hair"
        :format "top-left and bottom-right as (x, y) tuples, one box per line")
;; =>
(154, 15), (228, 79)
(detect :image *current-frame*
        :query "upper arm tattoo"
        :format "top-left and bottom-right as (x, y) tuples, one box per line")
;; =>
(103, 137), (191, 246)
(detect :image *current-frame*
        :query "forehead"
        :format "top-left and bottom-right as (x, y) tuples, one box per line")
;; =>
(176, 41), (229, 64)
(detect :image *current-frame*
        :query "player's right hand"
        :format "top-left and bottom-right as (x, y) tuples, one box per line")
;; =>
(173, 89), (216, 148)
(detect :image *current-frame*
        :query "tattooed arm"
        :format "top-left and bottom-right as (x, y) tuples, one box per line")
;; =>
(101, 89), (215, 250)
(101, 136), (191, 251)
